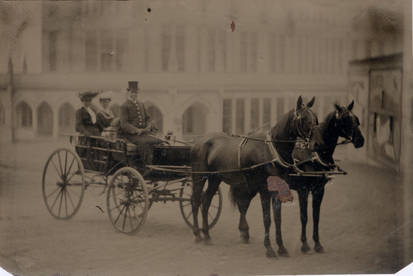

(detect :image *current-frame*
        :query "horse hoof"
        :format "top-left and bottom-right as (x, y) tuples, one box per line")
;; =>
(204, 238), (213, 245)
(194, 236), (203, 243)
(266, 249), (277, 258)
(240, 233), (250, 244)
(278, 247), (289, 257)
(314, 244), (324, 253)
(301, 243), (310, 253)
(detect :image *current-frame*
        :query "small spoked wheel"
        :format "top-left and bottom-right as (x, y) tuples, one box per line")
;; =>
(179, 179), (223, 229)
(42, 148), (85, 220)
(106, 167), (149, 234)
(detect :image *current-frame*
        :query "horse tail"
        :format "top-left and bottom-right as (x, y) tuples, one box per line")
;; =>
(229, 185), (239, 207)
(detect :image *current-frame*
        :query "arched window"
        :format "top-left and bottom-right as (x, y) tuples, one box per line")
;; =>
(16, 101), (32, 128)
(59, 103), (75, 135)
(0, 102), (5, 125)
(146, 104), (163, 132)
(37, 102), (53, 136)
(182, 102), (208, 136)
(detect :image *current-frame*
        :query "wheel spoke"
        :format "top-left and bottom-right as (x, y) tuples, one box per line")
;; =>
(122, 205), (128, 231)
(57, 151), (64, 177)
(50, 189), (63, 211)
(65, 188), (76, 210)
(66, 156), (76, 176)
(66, 185), (80, 198)
(185, 209), (193, 221)
(58, 187), (64, 216)
(65, 171), (78, 183)
(114, 204), (126, 225)
(128, 208), (136, 230)
(64, 189), (68, 217)
(51, 160), (62, 178)
(63, 151), (68, 176)
(46, 186), (61, 199)
(109, 202), (124, 213)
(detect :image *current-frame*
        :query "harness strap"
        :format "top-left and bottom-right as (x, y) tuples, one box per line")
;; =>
(265, 133), (294, 169)
(238, 136), (248, 169)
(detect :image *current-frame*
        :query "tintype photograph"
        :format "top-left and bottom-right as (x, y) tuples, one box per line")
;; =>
(0, 0), (412, 275)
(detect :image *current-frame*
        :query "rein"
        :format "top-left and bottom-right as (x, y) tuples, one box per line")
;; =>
(230, 134), (300, 144)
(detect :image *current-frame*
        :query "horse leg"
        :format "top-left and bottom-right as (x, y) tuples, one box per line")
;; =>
(237, 195), (252, 244)
(191, 175), (206, 243)
(260, 191), (276, 258)
(312, 186), (325, 253)
(273, 195), (289, 257)
(201, 176), (220, 245)
(298, 188), (310, 253)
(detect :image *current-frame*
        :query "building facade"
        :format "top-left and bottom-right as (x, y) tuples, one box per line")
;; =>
(0, 0), (406, 142)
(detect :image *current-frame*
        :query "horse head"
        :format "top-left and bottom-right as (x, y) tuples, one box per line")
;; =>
(334, 101), (364, 148)
(292, 96), (319, 141)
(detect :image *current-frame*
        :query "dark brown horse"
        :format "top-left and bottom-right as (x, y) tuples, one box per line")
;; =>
(275, 101), (365, 255)
(190, 96), (321, 257)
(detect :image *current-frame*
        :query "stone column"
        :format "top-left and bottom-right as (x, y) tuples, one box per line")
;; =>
(245, 97), (251, 133)
(271, 96), (277, 126)
(185, 25), (198, 72)
(52, 106), (59, 140)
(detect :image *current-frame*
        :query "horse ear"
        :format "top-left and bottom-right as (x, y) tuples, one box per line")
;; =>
(307, 96), (315, 108)
(348, 100), (354, 111)
(296, 96), (303, 110)
(334, 103), (343, 113)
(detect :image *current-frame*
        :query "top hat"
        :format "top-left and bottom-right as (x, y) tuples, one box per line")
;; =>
(79, 91), (99, 101)
(127, 81), (139, 91)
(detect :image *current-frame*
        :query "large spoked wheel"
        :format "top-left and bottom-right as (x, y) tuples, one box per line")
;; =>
(42, 148), (85, 220)
(179, 179), (223, 229)
(106, 167), (149, 234)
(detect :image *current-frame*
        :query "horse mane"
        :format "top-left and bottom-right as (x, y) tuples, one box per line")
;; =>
(269, 109), (296, 164)
(315, 110), (341, 164)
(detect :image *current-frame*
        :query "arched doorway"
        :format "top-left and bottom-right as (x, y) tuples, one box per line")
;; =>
(182, 102), (208, 137)
(146, 103), (163, 132)
(16, 101), (32, 128)
(59, 103), (75, 135)
(37, 102), (53, 136)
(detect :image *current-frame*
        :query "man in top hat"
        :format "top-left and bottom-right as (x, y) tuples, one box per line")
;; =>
(119, 81), (163, 165)
(76, 91), (101, 136)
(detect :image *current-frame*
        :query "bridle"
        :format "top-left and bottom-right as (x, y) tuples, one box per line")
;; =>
(334, 110), (358, 143)
(293, 106), (318, 141)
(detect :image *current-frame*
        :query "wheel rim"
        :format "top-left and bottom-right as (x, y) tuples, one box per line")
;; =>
(107, 168), (149, 234)
(42, 148), (85, 220)
(179, 180), (222, 229)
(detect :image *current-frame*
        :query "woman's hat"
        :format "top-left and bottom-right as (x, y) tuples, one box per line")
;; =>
(99, 91), (114, 101)
(79, 91), (99, 101)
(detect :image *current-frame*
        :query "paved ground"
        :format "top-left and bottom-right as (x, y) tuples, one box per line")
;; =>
(0, 140), (409, 276)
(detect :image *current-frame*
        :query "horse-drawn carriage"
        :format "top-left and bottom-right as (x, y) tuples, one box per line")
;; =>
(42, 134), (222, 234)
(42, 96), (363, 258)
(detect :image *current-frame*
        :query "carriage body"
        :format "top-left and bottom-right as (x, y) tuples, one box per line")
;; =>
(72, 135), (192, 181)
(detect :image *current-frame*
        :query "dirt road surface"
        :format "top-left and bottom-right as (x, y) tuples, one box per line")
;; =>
(0, 141), (406, 276)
